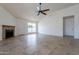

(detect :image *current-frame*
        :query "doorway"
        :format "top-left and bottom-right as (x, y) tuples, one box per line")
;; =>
(27, 22), (36, 33)
(63, 16), (74, 37)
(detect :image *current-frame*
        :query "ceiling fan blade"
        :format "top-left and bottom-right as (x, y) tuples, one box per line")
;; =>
(42, 9), (50, 12)
(41, 12), (47, 15)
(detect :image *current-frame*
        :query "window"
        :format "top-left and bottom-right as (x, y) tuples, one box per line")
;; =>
(27, 22), (36, 33)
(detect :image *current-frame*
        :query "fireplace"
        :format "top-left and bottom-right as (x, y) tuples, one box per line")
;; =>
(2, 25), (15, 39)
(5, 29), (14, 39)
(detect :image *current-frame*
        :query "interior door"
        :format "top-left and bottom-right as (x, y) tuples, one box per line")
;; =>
(63, 16), (74, 36)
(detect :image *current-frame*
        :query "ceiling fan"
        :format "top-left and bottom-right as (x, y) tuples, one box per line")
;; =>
(37, 3), (50, 16)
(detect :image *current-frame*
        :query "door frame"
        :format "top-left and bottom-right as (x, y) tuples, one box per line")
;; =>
(63, 15), (74, 38)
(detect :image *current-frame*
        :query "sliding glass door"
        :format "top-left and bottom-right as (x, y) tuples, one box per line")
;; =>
(27, 22), (36, 33)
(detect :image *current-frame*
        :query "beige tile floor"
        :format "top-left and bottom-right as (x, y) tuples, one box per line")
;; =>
(0, 34), (79, 55)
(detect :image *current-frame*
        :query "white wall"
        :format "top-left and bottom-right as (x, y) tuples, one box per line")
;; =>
(0, 6), (28, 40)
(15, 18), (28, 36)
(15, 18), (37, 36)
(0, 6), (16, 25)
(0, 6), (17, 40)
(38, 4), (79, 39)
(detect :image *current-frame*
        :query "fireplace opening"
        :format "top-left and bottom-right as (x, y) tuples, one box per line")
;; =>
(5, 29), (14, 39)
(2, 25), (15, 39)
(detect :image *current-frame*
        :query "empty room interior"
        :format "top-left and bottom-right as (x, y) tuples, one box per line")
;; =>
(0, 3), (79, 55)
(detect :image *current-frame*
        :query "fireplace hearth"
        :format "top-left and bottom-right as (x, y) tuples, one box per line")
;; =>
(2, 25), (15, 39)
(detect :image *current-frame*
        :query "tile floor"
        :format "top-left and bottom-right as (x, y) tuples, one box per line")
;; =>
(0, 34), (79, 55)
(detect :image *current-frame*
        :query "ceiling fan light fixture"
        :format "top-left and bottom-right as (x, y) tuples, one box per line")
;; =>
(36, 3), (50, 16)
(37, 7), (40, 11)
(39, 3), (42, 5)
